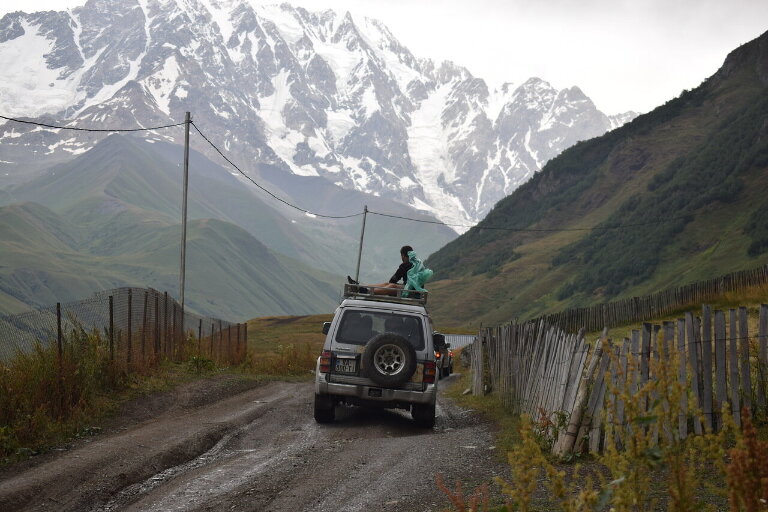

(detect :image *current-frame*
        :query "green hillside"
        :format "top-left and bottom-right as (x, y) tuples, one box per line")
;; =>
(426, 29), (768, 328)
(5, 135), (455, 280)
(0, 201), (340, 319)
(0, 137), (343, 319)
(0, 133), (456, 319)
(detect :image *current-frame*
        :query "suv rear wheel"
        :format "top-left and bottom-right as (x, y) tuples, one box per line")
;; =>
(362, 334), (417, 388)
(411, 402), (435, 428)
(314, 394), (335, 423)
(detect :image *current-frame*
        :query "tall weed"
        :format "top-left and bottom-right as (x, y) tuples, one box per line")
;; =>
(0, 329), (119, 459)
(0, 328), (221, 461)
(726, 409), (768, 511)
(440, 334), (754, 511)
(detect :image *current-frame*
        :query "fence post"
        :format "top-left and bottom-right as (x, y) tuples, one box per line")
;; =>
(171, 303), (177, 361)
(236, 324), (240, 364)
(758, 304), (768, 415)
(640, 323), (651, 409)
(163, 291), (169, 358)
(649, 324), (661, 445)
(218, 320), (223, 363)
(154, 292), (160, 362)
(227, 325), (232, 363)
(701, 306), (714, 432)
(109, 295), (115, 362)
(729, 309), (741, 428)
(141, 290), (148, 365)
(198, 319), (202, 356)
(714, 310), (727, 431)
(686, 313), (703, 435)
(629, 330), (640, 397)
(471, 331), (485, 396)
(739, 307), (752, 412)
(178, 305), (184, 354)
(210, 322), (214, 359)
(127, 289), (133, 367)
(676, 318), (687, 439)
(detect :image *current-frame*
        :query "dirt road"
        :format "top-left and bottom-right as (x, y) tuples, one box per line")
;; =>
(0, 374), (508, 512)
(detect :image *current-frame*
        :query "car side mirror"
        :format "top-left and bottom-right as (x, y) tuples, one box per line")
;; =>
(445, 342), (451, 348)
(322, 322), (331, 335)
(433, 333), (445, 348)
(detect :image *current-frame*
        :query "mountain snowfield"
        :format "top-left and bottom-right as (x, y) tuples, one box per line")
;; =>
(0, 0), (637, 228)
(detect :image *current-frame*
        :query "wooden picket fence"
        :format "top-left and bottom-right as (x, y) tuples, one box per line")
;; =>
(536, 264), (768, 334)
(472, 303), (768, 455)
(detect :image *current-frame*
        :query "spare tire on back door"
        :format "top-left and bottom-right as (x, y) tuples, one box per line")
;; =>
(362, 333), (417, 388)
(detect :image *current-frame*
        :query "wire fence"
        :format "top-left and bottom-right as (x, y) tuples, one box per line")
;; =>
(0, 287), (246, 367)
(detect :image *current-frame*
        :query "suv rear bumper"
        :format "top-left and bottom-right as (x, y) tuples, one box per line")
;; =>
(316, 375), (436, 405)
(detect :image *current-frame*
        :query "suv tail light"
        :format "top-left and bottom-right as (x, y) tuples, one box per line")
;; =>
(423, 361), (437, 383)
(319, 350), (332, 373)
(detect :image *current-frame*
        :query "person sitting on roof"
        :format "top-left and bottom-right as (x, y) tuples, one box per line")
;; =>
(347, 245), (433, 297)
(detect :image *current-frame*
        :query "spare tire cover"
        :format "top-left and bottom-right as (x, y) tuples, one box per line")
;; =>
(362, 333), (417, 388)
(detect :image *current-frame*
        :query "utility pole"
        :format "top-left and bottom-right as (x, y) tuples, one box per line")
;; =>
(354, 205), (368, 283)
(180, 112), (191, 323)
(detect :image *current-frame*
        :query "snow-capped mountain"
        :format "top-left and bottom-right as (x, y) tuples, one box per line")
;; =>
(0, 0), (637, 228)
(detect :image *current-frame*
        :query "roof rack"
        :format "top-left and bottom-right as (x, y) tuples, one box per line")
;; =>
(342, 283), (428, 306)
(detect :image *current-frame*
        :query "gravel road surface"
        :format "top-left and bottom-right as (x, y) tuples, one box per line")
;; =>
(0, 374), (508, 511)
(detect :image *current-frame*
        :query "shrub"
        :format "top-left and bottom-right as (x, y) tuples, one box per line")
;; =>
(187, 356), (216, 373)
(726, 409), (768, 511)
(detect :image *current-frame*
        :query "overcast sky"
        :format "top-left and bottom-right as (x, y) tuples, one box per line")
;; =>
(2, 0), (767, 114)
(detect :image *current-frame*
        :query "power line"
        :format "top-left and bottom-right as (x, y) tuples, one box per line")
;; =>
(190, 121), (363, 220)
(0, 114), (186, 132)
(1, 112), (701, 233)
(368, 211), (691, 233)
(189, 121), (691, 232)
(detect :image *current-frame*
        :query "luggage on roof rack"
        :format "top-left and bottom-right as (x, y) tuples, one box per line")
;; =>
(342, 283), (428, 306)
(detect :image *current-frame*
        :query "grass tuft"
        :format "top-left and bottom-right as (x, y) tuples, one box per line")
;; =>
(244, 314), (331, 378)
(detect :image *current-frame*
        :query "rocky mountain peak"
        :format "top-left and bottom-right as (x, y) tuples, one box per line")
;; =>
(0, 0), (638, 228)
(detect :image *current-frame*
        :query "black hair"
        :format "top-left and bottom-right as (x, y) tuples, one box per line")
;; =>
(400, 245), (413, 257)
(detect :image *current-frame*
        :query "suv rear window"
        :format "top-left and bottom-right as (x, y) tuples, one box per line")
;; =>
(336, 310), (425, 350)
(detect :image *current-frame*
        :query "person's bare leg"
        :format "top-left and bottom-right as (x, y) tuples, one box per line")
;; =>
(362, 282), (403, 296)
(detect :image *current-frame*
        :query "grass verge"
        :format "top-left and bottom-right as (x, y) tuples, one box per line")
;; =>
(0, 336), (255, 465)
(0, 313), (335, 466)
(444, 351), (522, 460)
(244, 314), (331, 378)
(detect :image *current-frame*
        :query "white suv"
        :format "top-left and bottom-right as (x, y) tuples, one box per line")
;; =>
(313, 285), (443, 428)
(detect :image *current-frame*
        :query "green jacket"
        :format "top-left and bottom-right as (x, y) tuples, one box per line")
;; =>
(404, 251), (433, 294)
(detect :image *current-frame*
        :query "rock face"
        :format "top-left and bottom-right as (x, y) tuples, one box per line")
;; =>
(0, 0), (637, 229)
